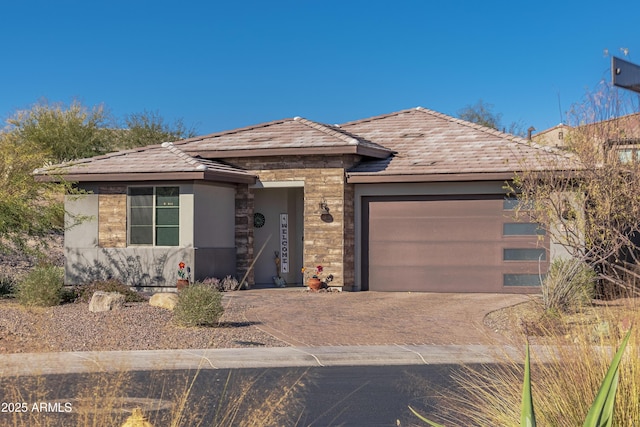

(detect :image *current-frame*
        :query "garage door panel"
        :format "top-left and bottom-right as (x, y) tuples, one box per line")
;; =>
(370, 266), (503, 292)
(370, 217), (500, 241)
(364, 195), (547, 292)
(371, 199), (502, 218)
(369, 241), (501, 266)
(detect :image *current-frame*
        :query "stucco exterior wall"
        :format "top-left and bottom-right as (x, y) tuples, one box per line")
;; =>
(64, 182), (238, 289)
(193, 183), (235, 247)
(192, 182), (237, 281)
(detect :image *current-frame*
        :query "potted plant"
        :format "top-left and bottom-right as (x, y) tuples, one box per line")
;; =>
(301, 265), (333, 291)
(177, 261), (190, 291)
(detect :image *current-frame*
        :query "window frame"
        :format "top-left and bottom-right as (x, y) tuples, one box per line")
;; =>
(127, 185), (180, 247)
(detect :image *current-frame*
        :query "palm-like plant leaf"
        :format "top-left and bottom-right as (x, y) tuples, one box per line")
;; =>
(583, 328), (632, 427)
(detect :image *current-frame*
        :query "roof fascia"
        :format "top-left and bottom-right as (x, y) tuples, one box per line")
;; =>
(187, 145), (391, 159)
(347, 170), (580, 184)
(35, 171), (256, 184)
(346, 172), (518, 183)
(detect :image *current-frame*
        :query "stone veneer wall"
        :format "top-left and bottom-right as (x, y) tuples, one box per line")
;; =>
(234, 184), (255, 285)
(98, 186), (127, 248)
(228, 155), (359, 289)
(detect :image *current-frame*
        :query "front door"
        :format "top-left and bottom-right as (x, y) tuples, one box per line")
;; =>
(253, 187), (304, 286)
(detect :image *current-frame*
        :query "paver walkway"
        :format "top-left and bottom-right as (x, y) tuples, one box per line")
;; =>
(0, 290), (533, 376)
(235, 289), (529, 346)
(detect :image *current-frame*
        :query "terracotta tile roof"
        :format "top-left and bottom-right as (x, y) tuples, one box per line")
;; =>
(34, 107), (577, 184)
(172, 117), (391, 158)
(34, 142), (255, 183)
(343, 107), (578, 181)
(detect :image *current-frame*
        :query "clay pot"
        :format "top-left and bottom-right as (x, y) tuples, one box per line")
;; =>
(177, 279), (189, 291)
(308, 278), (322, 291)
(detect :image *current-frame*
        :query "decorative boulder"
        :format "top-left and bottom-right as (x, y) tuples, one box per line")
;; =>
(89, 291), (125, 313)
(149, 293), (179, 311)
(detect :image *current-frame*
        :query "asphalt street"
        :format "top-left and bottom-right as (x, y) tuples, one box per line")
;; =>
(0, 364), (490, 426)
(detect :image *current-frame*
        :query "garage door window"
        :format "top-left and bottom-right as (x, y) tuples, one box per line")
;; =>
(504, 274), (544, 286)
(503, 223), (545, 235)
(503, 197), (534, 211)
(503, 248), (546, 261)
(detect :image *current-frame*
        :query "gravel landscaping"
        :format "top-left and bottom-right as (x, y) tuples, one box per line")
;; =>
(0, 296), (287, 354)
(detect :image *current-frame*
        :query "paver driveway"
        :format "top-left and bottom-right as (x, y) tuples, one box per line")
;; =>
(233, 289), (529, 346)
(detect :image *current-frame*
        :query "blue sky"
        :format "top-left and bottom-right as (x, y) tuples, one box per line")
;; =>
(1, 0), (639, 136)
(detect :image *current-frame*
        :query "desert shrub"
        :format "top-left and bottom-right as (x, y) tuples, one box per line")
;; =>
(201, 275), (240, 292)
(201, 276), (222, 291)
(221, 275), (240, 291)
(0, 274), (16, 298)
(74, 279), (147, 303)
(60, 286), (79, 303)
(15, 264), (64, 306)
(173, 283), (224, 327)
(420, 326), (639, 426)
(542, 258), (596, 314)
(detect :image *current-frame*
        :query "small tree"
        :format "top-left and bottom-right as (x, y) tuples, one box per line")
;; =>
(457, 99), (503, 130)
(116, 110), (197, 149)
(457, 99), (526, 136)
(0, 131), (68, 254)
(7, 99), (113, 162)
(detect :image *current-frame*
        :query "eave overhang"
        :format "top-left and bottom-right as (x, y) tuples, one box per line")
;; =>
(184, 144), (392, 160)
(347, 169), (581, 184)
(34, 170), (257, 185)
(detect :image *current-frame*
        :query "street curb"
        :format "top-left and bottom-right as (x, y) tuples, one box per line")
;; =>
(0, 345), (530, 376)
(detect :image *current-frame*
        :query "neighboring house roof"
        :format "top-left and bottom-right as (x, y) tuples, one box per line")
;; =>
(535, 113), (640, 147)
(532, 123), (570, 148)
(34, 142), (256, 184)
(343, 107), (577, 183)
(579, 112), (640, 140)
(172, 117), (392, 159)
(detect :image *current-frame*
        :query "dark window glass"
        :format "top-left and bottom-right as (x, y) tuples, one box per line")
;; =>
(156, 187), (179, 207)
(130, 207), (153, 226)
(503, 223), (545, 236)
(130, 226), (153, 245)
(156, 207), (179, 225)
(504, 274), (544, 286)
(503, 198), (534, 211)
(156, 227), (179, 247)
(504, 248), (546, 261)
(128, 186), (179, 246)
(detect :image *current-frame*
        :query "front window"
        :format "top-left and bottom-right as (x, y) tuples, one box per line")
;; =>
(128, 186), (179, 246)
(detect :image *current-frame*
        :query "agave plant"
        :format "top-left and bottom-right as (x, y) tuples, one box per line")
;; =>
(411, 328), (632, 427)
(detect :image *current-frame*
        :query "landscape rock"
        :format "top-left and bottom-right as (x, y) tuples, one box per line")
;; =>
(89, 291), (125, 313)
(149, 293), (179, 311)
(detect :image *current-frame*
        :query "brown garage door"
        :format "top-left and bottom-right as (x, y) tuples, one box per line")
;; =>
(362, 195), (548, 292)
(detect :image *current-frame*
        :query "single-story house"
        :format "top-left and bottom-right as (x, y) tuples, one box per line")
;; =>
(35, 107), (574, 293)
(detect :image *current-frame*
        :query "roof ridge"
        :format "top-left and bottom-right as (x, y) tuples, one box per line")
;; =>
(293, 116), (359, 145)
(173, 118), (291, 146)
(161, 142), (208, 170)
(338, 108), (418, 127)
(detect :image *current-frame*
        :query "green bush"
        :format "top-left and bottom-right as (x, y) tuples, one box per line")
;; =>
(173, 283), (224, 327)
(0, 274), (16, 298)
(16, 264), (64, 307)
(543, 258), (596, 314)
(74, 279), (147, 303)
